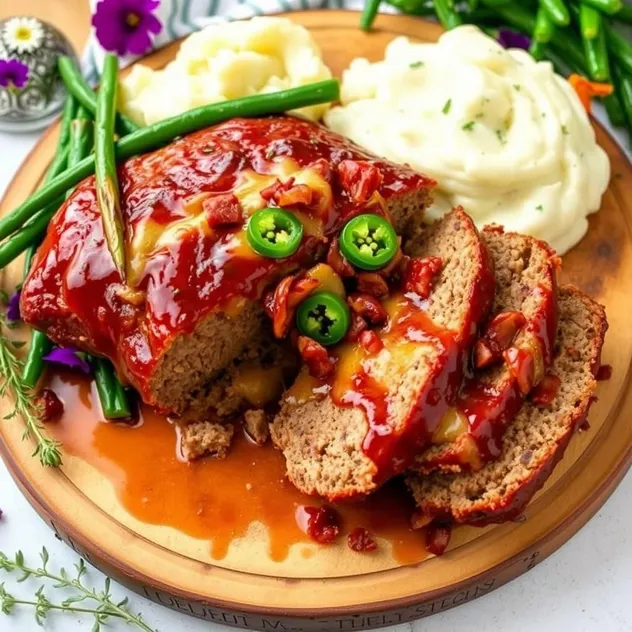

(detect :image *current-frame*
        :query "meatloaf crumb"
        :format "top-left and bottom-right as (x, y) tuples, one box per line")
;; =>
(244, 409), (270, 445)
(179, 421), (234, 461)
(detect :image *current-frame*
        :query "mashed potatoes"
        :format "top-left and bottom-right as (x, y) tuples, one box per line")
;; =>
(325, 26), (610, 254)
(120, 17), (333, 126)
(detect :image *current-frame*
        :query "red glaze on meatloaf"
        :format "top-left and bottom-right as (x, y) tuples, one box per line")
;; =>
(21, 117), (434, 411)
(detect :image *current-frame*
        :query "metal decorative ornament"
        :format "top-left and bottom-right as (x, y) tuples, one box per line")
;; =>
(0, 17), (77, 132)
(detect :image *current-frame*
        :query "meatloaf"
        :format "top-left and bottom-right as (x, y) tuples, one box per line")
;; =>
(20, 116), (434, 415)
(407, 285), (607, 525)
(414, 227), (559, 473)
(270, 208), (495, 500)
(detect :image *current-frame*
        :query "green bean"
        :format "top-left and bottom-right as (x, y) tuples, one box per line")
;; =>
(583, 13), (611, 81)
(58, 56), (138, 136)
(0, 204), (59, 269)
(603, 91), (626, 127)
(96, 55), (126, 280)
(480, 0), (512, 7)
(58, 95), (78, 149)
(22, 332), (53, 389)
(93, 357), (132, 419)
(605, 23), (632, 76)
(533, 6), (555, 43)
(434, 0), (463, 29)
(0, 80), (340, 242)
(480, 2), (587, 73)
(612, 61), (632, 142)
(22, 244), (37, 279)
(67, 106), (94, 182)
(530, 40), (547, 61)
(615, 4), (632, 23)
(541, 0), (570, 26)
(360, 0), (382, 30)
(581, 0), (623, 15)
(384, 0), (434, 15)
(579, 3), (601, 39)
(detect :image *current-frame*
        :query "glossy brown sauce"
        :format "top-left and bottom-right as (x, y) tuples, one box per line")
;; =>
(46, 370), (430, 565)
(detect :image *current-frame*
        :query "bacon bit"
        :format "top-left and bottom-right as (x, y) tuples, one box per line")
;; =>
(308, 158), (332, 182)
(531, 373), (561, 407)
(277, 184), (313, 208)
(326, 237), (355, 278)
(38, 389), (64, 422)
(359, 330), (384, 355)
(596, 364), (612, 381)
(474, 311), (527, 369)
(426, 523), (451, 556)
(345, 313), (368, 342)
(569, 74), (614, 114)
(404, 256), (443, 299)
(203, 193), (243, 228)
(299, 506), (341, 544)
(298, 336), (336, 379)
(410, 509), (432, 530)
(337, 160), (383, 204)
(260, 178), (294, 203)
(347, 527), (378, 552)
(356, 272), (389, 298)
(348, 293), (388, 325)
(504, 346), (535, 395)
(268, 275), (320, 339)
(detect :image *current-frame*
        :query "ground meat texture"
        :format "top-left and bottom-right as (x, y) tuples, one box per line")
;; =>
(414, 229), (559, 474)
(178, 421), (234, 461)
(21, 117), (434, 417)
(407, 286), (607, 525)
(271, 209), (495, 501)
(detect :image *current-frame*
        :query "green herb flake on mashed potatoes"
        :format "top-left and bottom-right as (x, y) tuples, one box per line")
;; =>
(325, 25), (610, 254)
(120, 17), (333, 126)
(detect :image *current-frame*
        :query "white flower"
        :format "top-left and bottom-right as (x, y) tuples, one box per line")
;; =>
(4, 17), (44, 53)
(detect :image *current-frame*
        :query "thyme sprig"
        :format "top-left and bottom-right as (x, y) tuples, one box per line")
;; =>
(0, 310), (62, 467)
(0, 548), (157, 631)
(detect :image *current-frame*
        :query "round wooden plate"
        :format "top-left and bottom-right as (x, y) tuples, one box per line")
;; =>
(1, 11), (632, 631)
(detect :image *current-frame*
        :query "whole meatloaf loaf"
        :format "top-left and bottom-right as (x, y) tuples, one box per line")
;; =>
(270, 208), (495, 500)
(20, 116), (434, 415)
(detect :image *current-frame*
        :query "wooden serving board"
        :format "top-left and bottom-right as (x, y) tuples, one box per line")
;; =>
(1, 11), (632, 631)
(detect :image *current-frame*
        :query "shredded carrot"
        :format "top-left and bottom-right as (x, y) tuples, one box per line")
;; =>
(569, 74), (614, 113)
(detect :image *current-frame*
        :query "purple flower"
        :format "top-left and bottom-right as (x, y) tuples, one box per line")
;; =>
(92, 0), (162, 56)
(497, 29), (531, 51)
(0, 59), (29, 89)
(6, 289), (21, 322)
(43, 347), (91, 374)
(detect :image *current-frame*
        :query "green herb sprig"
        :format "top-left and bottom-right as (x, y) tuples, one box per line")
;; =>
(0, 311), (61, 467)
(0, 549), (157, 632)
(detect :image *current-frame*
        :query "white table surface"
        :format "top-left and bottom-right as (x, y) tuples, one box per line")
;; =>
(1, 110), (631, 632)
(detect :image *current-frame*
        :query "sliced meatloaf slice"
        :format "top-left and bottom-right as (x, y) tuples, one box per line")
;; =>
(270, 208), (495, 501)
(414, 228), (559, 473)
(407, 285), (607, 525)
(21, 117), (434, 415)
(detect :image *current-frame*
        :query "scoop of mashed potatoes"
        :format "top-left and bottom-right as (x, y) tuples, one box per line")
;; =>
(325, 26), (610, 254)
(120, 17), (333, 125)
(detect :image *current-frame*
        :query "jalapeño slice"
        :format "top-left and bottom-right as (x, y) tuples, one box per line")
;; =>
(339, 213), (398, 271)
(296, 291), (350, 346)
(247, 208), (303, 258)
